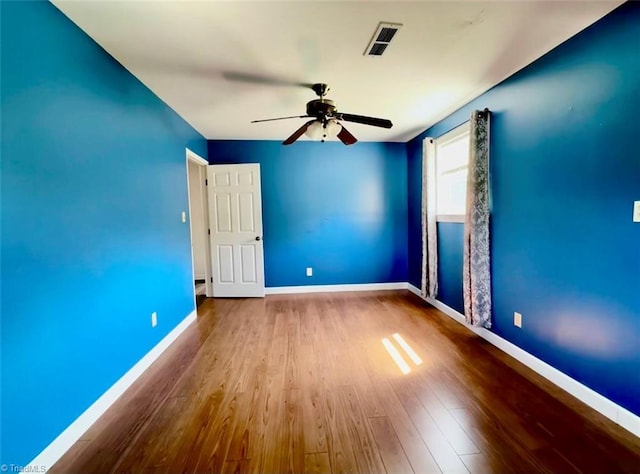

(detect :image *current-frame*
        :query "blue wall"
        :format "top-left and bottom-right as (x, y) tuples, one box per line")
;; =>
(208, 140), (408, 287)
(406, 138), (423, 289)
(407, 2), (640, 416)
(436, 223), (465, 314)
(1, 1), (207, 466)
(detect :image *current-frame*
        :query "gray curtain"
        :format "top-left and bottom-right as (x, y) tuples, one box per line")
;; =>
(421, 138), (438, 299)
(463, 110), (492, 327)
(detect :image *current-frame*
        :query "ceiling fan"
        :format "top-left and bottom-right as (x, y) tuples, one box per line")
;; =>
(251, 83), (392, 146)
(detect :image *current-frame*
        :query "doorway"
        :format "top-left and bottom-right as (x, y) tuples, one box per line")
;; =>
(186, 149), (213, 307)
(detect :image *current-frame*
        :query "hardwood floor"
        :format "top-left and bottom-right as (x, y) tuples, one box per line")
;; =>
(51, 291), (640, 473)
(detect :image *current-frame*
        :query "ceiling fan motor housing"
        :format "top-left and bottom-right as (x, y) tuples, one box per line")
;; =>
(306, 99), (337, 119)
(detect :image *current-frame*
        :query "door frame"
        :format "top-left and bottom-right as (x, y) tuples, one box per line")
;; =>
(186, 148), (213, 299)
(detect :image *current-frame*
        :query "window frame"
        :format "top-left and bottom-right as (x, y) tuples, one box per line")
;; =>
(435, 121), (471, 223)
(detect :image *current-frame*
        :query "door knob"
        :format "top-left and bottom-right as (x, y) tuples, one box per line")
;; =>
(255, 236), (261, 241)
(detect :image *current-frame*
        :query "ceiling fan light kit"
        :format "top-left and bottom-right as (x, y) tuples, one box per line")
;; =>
(305, 119), (342, 142)
(251, 82), (392, 146)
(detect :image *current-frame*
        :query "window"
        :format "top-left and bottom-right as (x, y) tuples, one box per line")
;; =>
(435, 122), (470, 222)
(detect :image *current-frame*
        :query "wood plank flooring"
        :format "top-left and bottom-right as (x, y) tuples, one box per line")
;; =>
(51, 291), (640, 473)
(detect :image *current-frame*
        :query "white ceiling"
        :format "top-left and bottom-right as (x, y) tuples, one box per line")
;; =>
(52, 0), (622, 143)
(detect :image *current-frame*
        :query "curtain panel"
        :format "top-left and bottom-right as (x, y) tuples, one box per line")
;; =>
(463, 109), (492, 327)
(421, 138), (438, 299)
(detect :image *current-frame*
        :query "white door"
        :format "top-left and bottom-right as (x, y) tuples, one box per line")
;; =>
(207, 164), (265, 297)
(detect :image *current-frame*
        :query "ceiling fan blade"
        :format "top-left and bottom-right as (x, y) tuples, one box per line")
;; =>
(337, 125), (358, 145)
(252, 115), (310, 123)
(339, 113), (393, 129)
(223, 71), (314, 89)
(283, 120), (316, 145)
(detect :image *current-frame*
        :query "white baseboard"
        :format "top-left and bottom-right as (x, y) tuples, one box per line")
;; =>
(265, 282), (408, 295)
(407, 284), (640, 439)
(26, 309), (198, 471)
(407, 283), (423, 298)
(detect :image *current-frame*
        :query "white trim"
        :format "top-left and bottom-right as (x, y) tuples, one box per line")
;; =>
(200, 163), (213, 298)
(436, 214), (465, 223)
(265, 282), (408, 295)
(25, 310), (197, 472)
(406, 283), (640, 439)
(185, 148), (213, 298)
(407, 283), (423, 298)
(186, 148), (208, 166)
(437, 121), (471, 145)
(186, 157), (199, 309)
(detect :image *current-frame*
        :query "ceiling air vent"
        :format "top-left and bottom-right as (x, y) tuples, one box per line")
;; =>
(364, 22), (402, 57)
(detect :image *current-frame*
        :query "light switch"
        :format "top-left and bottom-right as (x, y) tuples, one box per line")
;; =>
(634, 201), (640, 223)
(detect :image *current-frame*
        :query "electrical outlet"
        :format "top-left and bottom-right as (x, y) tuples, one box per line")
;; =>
(151, 312), (157, 327)
(306, 267), (313, 277)
(633, 201), (640, 223)
(514, 312), (522, 328)
(181, 211), (187, 223)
